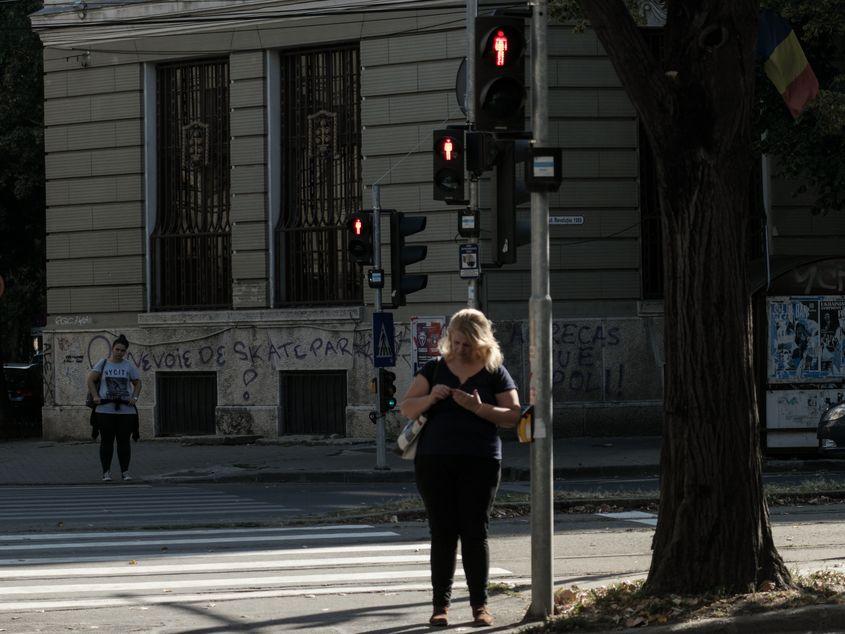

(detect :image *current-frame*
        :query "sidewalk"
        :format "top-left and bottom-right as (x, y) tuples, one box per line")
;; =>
(0, 434), (840, 485)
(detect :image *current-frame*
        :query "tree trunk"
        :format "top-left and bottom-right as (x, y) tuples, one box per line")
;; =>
(647, 151), (790, 594)
(577, 0), (793, 594)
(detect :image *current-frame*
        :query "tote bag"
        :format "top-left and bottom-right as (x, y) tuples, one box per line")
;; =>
(393, 359), (441, 460)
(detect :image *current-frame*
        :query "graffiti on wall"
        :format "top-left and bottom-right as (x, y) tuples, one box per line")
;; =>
(79, 324), (412, 403)
(508, 321), (630, 400)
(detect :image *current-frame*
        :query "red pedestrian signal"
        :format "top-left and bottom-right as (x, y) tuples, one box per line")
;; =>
(347, 211), (374, 265)
(474, 16), (526, 132)
(438, 136), (458, 162)
(493, 30), (509, 66)
(433, 129), (467, 204)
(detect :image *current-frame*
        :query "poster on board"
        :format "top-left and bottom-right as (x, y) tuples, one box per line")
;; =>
(766, 389), (845, 429)
(768, 296), (845, 382)
(410, 316), (446, 375)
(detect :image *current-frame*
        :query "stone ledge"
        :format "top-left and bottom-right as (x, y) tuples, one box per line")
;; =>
(138, 306), (364, 327)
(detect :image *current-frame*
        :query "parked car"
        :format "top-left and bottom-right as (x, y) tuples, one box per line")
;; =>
(2, 360), (43, 423)
(818, 403), (845, 457)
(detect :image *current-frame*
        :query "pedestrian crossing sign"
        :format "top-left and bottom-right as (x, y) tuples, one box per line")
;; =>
(373, 311), (396, 368)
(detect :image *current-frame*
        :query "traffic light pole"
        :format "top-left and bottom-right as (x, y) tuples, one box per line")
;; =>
(372, 184), (388, 470)
(466, 0), (479, 309)
(528, 0), (554, 620)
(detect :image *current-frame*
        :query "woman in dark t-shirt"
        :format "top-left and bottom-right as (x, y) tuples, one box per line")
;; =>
(399, 308), (520, 628)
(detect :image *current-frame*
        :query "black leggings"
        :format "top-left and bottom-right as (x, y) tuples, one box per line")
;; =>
(97, 414), (133, 473)
(414, 454), (501, 609)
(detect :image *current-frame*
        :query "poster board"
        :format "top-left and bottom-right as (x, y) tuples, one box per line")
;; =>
(410, 316), (446, 375)
(768, 296), (845, 382)
(766, 389), (845, 429)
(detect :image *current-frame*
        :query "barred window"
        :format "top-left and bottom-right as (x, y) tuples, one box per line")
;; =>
(275, 45), (363, 305)
(639, 28), (665, 300)
(152, 59), (231, 310)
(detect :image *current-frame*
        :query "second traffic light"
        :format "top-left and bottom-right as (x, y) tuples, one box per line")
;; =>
(474, 16), (526, 132)
(433, 129), (467, 204)
(390, 212), (428, 307)
(347, 211), (373, 265)
(379, 368), (397, 413)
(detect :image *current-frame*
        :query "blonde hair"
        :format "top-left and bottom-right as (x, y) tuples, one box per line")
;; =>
(438, 308), (504, 372)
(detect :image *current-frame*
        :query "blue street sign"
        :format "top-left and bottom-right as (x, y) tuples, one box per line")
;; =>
(373, 311), (396, 368)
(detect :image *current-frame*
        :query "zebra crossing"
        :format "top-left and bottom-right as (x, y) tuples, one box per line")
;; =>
(0, 484), (297, 526)
(0, 524), (516, 613)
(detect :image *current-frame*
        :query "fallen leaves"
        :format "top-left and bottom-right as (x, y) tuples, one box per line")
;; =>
(542, 571), (845, 632)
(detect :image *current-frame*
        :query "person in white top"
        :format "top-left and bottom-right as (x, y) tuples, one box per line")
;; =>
(86, 335), (142, 481)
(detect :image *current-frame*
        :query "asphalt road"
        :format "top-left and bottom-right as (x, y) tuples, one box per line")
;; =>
(1, 503), (844, 632)
(3, 467), (845, 533)
(0, 482), (421, 531)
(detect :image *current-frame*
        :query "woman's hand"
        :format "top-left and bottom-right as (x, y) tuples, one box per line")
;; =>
(452, 388), (483, 414)
(429, 384), (452, 403)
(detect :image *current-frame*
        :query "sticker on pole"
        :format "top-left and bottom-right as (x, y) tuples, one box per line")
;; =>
(373, 311), (396, 368)
(459, 243), (480, 279)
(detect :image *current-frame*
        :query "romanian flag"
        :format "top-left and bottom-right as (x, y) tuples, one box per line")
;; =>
(757, 8), (819, 117)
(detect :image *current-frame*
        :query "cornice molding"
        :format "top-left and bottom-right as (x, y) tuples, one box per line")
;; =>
(31, 0), (457, 48)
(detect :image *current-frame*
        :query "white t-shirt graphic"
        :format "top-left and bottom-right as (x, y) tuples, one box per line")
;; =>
(94, 359), (140, 415)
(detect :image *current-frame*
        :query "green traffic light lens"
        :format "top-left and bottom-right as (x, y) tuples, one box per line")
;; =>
(388, 398), (397, 409)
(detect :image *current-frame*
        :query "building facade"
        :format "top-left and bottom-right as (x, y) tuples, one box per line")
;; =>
(30, 0), (841, 444)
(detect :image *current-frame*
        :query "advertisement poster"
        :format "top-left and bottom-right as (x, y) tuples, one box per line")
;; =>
(768, 296), (845, 382)
(410, 316), (446, 374)
(766, 389), (845, 430)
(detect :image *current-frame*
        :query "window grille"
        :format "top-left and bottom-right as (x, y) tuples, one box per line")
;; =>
(275, 45), (362, 305)
(153, 59), (231, 310)
(156, 372), (217, 436)
(279, 371), (347, 435)
(639, 28), (666, 300)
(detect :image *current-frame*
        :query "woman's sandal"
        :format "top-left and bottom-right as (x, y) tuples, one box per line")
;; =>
(429, 606), (448, 627)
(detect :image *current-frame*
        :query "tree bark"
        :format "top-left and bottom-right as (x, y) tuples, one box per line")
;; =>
(578, 0), (792, 594)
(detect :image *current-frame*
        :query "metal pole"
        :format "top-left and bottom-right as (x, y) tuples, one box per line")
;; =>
(466, 0), (479, 309)
(761, 152), (773, 291)
(372, 184), (387, 469)
(528, 0), (554, 619)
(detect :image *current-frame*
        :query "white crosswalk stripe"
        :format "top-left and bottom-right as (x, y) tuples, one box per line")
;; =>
(596, 511), (658, 526)
(0, 484), (298, 522)
(0, 524), (514, 612)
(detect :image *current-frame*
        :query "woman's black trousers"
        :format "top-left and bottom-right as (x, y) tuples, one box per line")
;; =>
(414, 453), (501, 609)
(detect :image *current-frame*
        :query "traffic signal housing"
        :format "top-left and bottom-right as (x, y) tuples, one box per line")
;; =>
(474, 16), (526, 132)
(379, 368), (397, 413)
(494, 139), (531, 265)
(433, 129), (467, 204)
(390, 212), (428, 307)
(347, 211), (373, 265)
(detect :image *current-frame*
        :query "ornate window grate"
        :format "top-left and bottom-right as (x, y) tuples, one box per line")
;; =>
(275, 45), (363, 305)
(153, 59), (231, 310)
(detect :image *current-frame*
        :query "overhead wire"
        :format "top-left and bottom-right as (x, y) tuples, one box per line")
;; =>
(4, 0), (526, 29)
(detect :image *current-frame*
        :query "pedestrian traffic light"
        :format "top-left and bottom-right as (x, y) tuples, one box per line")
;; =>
(433, 129), (467, 204)
(474, 16), (526, 132)
(379, 368), (397, 413)
(494, 139), (531, 265)
(390, 212), (428, 307)
(347, 211), (373, 265)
